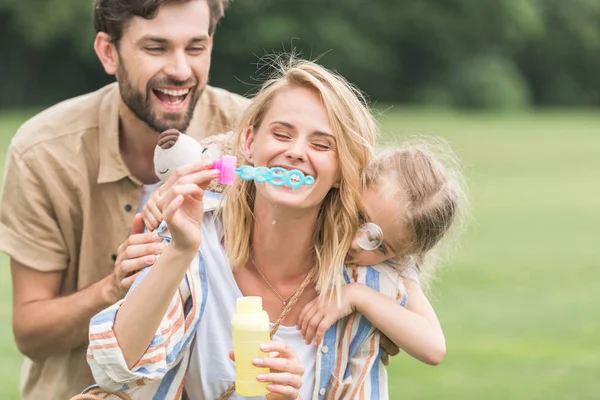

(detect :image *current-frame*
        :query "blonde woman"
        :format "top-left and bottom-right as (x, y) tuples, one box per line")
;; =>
(87, 59), (419, 400)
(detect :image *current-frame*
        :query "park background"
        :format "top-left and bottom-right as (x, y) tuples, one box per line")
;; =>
(0, 0), (599, 398)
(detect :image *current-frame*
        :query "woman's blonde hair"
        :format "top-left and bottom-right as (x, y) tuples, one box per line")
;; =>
(364, 139), (469, 289)
(222, 56), (377, 296)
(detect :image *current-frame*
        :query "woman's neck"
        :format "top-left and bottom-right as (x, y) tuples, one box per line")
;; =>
(250, 198), (319, 281)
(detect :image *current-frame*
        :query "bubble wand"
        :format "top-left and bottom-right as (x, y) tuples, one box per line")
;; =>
(211, 156), (315, 189)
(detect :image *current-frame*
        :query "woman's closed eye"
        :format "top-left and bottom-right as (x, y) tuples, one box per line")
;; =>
(311, 140), (331, 151)
(272, 131), (291, 140)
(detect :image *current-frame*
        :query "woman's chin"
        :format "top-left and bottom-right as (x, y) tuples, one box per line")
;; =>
(259, 183), (318, 208)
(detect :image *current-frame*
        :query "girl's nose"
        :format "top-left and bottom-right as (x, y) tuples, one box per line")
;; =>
(350, 235), (362, 253)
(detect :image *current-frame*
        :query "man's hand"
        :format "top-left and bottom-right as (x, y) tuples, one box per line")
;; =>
(104, 213), (165, 303)
(380, 334), (400, 365)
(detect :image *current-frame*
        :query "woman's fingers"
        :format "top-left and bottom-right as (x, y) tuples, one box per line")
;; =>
(163, 160), (218, 189)
(162, 194), (185, 222)
(160, 184), (205, 218)
(264, 383), (300, 398)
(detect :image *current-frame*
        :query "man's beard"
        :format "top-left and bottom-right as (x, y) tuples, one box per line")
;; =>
(116, 62), (203, 133)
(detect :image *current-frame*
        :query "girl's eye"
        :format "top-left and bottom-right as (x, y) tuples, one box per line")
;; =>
(358, 211), (366, 223)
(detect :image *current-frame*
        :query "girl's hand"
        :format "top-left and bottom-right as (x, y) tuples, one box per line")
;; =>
(297, 284), (358, 346)
(159, 160), (220, 252)
(254, 341), (305, 400)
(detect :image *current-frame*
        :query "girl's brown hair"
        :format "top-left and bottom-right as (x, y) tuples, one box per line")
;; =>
(364, 139), (469, 288)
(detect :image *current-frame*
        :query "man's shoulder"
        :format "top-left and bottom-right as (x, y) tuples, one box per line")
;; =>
(11, 83), (117, 155)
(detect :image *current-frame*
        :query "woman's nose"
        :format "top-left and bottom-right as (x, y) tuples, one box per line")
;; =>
(284, 139), (308, 162)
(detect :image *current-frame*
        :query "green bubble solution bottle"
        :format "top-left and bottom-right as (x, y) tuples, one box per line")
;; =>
(232, 296), (270, 396)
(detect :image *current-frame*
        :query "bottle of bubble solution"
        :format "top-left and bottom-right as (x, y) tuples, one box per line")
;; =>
(232, 296), (271, 396)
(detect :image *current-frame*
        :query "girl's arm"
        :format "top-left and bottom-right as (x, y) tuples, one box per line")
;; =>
(298, 273), (445, 366)
(349, 279), (446, 365)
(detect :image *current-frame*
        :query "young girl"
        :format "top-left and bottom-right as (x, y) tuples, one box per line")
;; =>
(297, 140), (469, 365)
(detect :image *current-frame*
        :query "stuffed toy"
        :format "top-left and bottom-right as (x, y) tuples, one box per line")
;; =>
(154, 128), (238, 194)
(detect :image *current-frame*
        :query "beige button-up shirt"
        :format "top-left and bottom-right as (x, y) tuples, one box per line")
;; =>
(0, 82), (249, 400)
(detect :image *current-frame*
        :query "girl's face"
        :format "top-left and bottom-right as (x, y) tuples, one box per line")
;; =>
(346, 177), (410, 266)
(244, 86), (340, 210)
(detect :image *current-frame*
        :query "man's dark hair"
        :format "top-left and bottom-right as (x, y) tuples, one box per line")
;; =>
(93, 0), (231, 44)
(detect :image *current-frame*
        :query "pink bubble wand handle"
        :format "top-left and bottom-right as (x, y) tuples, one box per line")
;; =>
(211, 156), (237, 185)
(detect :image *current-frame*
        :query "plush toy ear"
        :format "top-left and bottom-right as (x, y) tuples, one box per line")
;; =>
(154, 129), (204, 182)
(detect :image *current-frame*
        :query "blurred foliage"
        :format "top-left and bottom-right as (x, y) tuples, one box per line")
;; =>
(1, 0), (599, 108)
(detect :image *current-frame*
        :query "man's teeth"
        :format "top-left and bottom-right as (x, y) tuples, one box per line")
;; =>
(156, 88), (190, 96)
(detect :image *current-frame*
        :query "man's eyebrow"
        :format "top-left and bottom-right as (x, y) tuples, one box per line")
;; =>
(137, 35), (209, 45)
(189, 35), (209, 43)
(137, 36), (169, 45)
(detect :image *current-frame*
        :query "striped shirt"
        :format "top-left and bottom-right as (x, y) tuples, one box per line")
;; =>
(88, 211), (409, 399)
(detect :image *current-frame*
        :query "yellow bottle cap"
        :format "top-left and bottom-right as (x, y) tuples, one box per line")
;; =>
(236, 296), (263, 313)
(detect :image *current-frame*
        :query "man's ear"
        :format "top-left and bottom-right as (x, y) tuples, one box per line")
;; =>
(243, 126), (255, 162)
(94, 32), (119, 75)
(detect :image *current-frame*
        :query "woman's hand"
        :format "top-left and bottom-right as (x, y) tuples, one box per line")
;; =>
(159, 160), (220, 252)
(297, 284), (357, 346)
(255, 341), (305, 400)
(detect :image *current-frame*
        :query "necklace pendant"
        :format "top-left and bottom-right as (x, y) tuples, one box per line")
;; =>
(282, 300), (287, 305)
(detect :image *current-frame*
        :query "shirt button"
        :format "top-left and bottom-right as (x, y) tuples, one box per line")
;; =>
(319, 388), (326, 395)
(321, 345), (329, 353)
(124, 204), (133, 212)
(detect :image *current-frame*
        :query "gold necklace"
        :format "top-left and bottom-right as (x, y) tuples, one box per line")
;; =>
(249, 254), (305, 305)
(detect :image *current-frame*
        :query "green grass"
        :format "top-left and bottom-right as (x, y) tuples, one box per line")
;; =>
(1, 107), (599, 399)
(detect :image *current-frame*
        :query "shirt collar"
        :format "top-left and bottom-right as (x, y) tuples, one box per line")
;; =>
(97, 83), (131, 184)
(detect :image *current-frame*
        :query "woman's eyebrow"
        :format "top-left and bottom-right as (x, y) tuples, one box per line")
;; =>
(269, 121), (294, 129)
(269, 121), (335, 141)
(311, 131), (336, 142)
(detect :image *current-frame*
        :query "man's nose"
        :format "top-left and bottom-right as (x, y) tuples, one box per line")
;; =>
(164, 51), (192, 82)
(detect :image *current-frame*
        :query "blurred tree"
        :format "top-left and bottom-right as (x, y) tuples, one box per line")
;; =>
(0, 0), (598, 108)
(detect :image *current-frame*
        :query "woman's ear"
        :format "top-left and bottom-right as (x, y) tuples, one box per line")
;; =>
(94, 32), (119, 75)
(243, 126), (255, 162)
